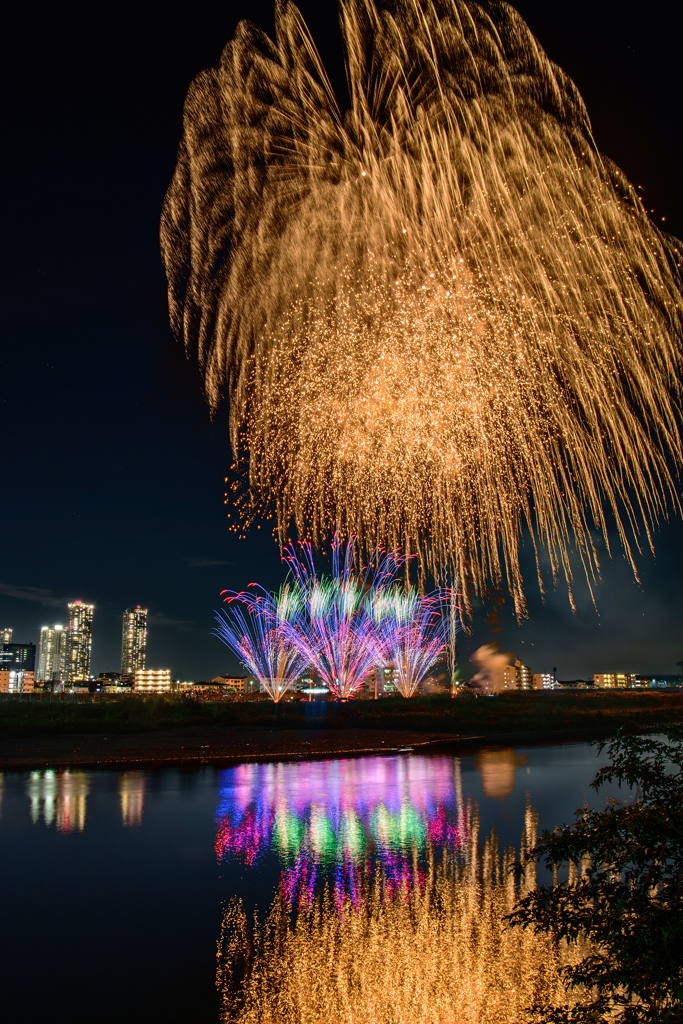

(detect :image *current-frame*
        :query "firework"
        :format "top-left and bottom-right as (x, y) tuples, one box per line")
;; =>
(370, 587), (452, 696)
(214, 586), (307, 701)
(162, 0), (683, 615)
(219, 538), (454, 699)
(280, 535), (406, 698)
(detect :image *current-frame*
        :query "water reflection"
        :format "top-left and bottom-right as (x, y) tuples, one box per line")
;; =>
(475, 747), (528, 798)
(119, 771), (145, 826)
(218, 800), (582, 1023)
(215, 756), (468, 905)
(27, 770), (89, 832)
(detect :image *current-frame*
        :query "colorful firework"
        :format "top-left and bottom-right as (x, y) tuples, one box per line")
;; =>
(162, 0), (682, 616)
(214, 585), (307, 701)
(219, 537), (454, 700)
(278, 535), (408, 698)
(370, 587), (452, 697)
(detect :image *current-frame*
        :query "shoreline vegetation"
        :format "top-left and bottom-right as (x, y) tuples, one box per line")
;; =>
(0, 690), (681, 770)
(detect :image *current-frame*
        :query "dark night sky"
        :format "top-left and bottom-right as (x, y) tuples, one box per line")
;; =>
(2, 0), (681, 681)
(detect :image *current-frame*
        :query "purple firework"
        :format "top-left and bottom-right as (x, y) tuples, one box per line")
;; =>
(214, 585), (308, 702)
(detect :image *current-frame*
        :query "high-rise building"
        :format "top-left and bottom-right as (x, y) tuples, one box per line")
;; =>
(0, 628), (12, 643)
(37, 624), (67, 681)
(64, 602), (94, 682)
(0, 642), (36, 692)
(121, 607), (147, 676)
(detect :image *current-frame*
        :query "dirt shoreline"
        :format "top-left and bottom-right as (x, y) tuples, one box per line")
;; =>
(0, 720), (662, 771)
(0, 726), (465, 770)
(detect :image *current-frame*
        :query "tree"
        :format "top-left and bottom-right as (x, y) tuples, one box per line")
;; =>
(508, 729), (683, 1023)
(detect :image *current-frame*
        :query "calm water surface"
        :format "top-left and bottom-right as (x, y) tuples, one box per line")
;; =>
(0, 741), (627, 1024)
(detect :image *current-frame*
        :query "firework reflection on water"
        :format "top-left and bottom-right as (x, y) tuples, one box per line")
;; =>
(215, 756), (468, 906)
(217, 793), (582, 1023)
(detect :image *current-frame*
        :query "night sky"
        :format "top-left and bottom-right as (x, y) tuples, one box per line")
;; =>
(2, 0), (681, 681)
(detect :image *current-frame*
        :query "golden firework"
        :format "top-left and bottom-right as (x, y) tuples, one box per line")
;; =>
(161, 0), (683, 615)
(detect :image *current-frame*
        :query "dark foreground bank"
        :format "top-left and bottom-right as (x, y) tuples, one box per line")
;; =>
(0, 689), (681, 768)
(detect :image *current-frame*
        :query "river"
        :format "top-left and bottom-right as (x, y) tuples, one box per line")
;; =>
(0, 740), (629, 1024)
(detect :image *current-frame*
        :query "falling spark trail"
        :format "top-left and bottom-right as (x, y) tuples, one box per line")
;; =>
(214, 586), (308, 701)
(162, 0), (683, 615)
(370, 586), (452, 696)
(279, 535), (411, 698)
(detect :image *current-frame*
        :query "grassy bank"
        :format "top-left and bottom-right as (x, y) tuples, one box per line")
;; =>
(0, 689), (681, 744)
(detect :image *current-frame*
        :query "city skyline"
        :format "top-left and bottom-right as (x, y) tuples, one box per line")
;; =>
(4, 584), (682, 684)
(1, 0), (681, 680)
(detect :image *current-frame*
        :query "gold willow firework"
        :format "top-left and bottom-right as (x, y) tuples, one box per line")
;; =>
(217, 806), (589, 1023)
(161, 0), (683, 616)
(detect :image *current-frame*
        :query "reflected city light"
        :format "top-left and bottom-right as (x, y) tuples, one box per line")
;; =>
(215, 756), (468, 905)
(119, 771), (145, 826)
(27, 770), (89, 833)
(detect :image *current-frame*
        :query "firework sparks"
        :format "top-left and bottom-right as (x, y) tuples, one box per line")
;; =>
(370, 587), (452, 697)
(162, 0), (683, 615)
(280, 535), (408, 698)
(214, 586), (307, 701)
(219, 537), (454, 699)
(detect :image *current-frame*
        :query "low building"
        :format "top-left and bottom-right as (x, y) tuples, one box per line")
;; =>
(501, 664), (517, 690)
(134, 668), (172, 693)
(501, 659), (532, 690)
(209, 674), (259, 693)
(514, 659), (532, 689)
(97, 671), (130, 692)
(593, 673), (636, 688)
(637, 674), (682, 688)
(364, 666), (402, 696)
(531, 672), (554, 690)
(0, 642), (36, 692)
(218, 675), (247, 691)
(0, 670), (34, 693)
(293, 672), (316, 693)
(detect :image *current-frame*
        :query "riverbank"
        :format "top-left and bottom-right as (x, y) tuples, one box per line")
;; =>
(0, 726), (458, 769)
(0, 689), (681, 769)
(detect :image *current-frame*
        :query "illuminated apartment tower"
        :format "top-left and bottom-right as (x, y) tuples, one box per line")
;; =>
(64, 602), (94, 682)
(0, 628), (12, 643)
(38, 624), (67, 681)
(121, 607), (147, 676)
